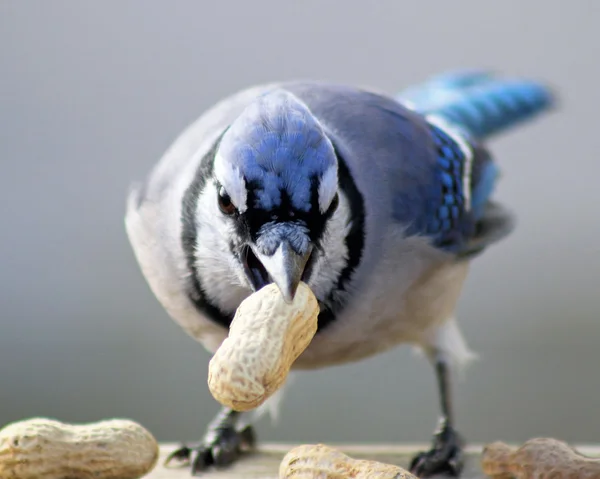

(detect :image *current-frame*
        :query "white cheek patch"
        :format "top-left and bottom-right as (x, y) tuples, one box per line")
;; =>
(318, 164), (338, 213)
(214, 153), (248, 213)
(194, 184), (252, 310)
(308, 191), (352, 303)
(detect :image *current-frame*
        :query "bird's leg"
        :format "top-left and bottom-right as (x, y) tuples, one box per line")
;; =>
(164, 406), (256, 476)
(409, 351), (465, 477)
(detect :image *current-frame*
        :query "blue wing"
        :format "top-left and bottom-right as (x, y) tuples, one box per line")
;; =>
(413, 119), (509, 258)
(396, 69), (556, 257)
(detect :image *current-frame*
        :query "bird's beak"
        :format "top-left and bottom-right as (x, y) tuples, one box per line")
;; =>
(251, 241), (312, 303)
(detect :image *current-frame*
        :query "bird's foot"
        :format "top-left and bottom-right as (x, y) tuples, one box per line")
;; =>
(409, 425), (464, 477)
(164, 424), (256, 476)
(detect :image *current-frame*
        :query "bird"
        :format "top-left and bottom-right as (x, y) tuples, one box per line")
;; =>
(124, 69), (555, 477)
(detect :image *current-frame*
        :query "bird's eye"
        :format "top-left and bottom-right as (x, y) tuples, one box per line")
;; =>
(218, 187), (236, 216)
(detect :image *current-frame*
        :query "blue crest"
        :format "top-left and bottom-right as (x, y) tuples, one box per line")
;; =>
(218, 89), (336, 212)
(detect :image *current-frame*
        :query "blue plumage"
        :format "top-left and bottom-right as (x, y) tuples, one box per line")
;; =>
(218, 73), (553, 255)
(397, 69), (555, 139)
(420, 122), (484, 251)
(426, 124), (469, 236)
(433, 80), (553, 138)
(394, 70), (555, 253)
(218, 89), (336, 212)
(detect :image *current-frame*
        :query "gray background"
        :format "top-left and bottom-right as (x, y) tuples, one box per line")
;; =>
(2, 1), (599, 447)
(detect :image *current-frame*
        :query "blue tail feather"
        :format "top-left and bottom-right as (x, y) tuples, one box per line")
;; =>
(397, 70), (556, 140)
(396, 69), (494, 109)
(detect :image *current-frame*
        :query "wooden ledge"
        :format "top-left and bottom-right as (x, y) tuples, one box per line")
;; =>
(144, 443), (452, 478)
(147, 443), (600, 478)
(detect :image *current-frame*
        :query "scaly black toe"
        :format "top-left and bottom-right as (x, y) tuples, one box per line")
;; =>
(164, 424), (256, 476)
(409, 425), (465, 477)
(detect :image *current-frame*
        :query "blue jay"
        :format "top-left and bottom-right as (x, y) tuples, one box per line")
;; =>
(125, 70), (554, 477)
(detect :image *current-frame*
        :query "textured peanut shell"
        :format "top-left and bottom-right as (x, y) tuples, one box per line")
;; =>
(208, 282), (319, 411)
(0, 417), (159, 479)
(279, 444), (417, 479)
(481, 438), (600, 479)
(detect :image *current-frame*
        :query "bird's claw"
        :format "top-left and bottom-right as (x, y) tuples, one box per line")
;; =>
(409, 426), (464, 477)
(164, 424), (256, 476)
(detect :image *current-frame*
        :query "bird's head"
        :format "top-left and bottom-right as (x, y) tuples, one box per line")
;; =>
(210, 90), (340, 303)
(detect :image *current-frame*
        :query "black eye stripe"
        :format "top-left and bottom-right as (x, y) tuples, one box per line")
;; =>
(221, 173), (339, 248)
(238, 182), (332, 243)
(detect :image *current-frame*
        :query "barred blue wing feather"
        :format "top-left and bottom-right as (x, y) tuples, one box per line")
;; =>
(425, 120), (514, 258)
(413, 118), (505, 255)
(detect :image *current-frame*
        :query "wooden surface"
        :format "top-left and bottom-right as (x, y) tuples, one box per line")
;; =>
(146, 443), (489, 478)
(147, 443), (600, 478)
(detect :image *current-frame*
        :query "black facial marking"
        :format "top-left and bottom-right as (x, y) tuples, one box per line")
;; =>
(233, 175), (338, 249)
(316, 144), (366, 332)
(181, 131), (234, 329)
(329, 192), (340, 213)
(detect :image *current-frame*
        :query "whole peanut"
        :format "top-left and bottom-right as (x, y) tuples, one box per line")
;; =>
(482, 437), (600, 479)
(279, 444), (417, 479)
(0, 417), (159, 479)
(208, 282), (319, 411)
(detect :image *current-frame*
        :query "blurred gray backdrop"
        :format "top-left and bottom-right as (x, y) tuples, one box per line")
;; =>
(2, 1), (599, 446)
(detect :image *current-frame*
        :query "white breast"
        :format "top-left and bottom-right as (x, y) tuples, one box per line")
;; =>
(292, 226), (471, 369)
